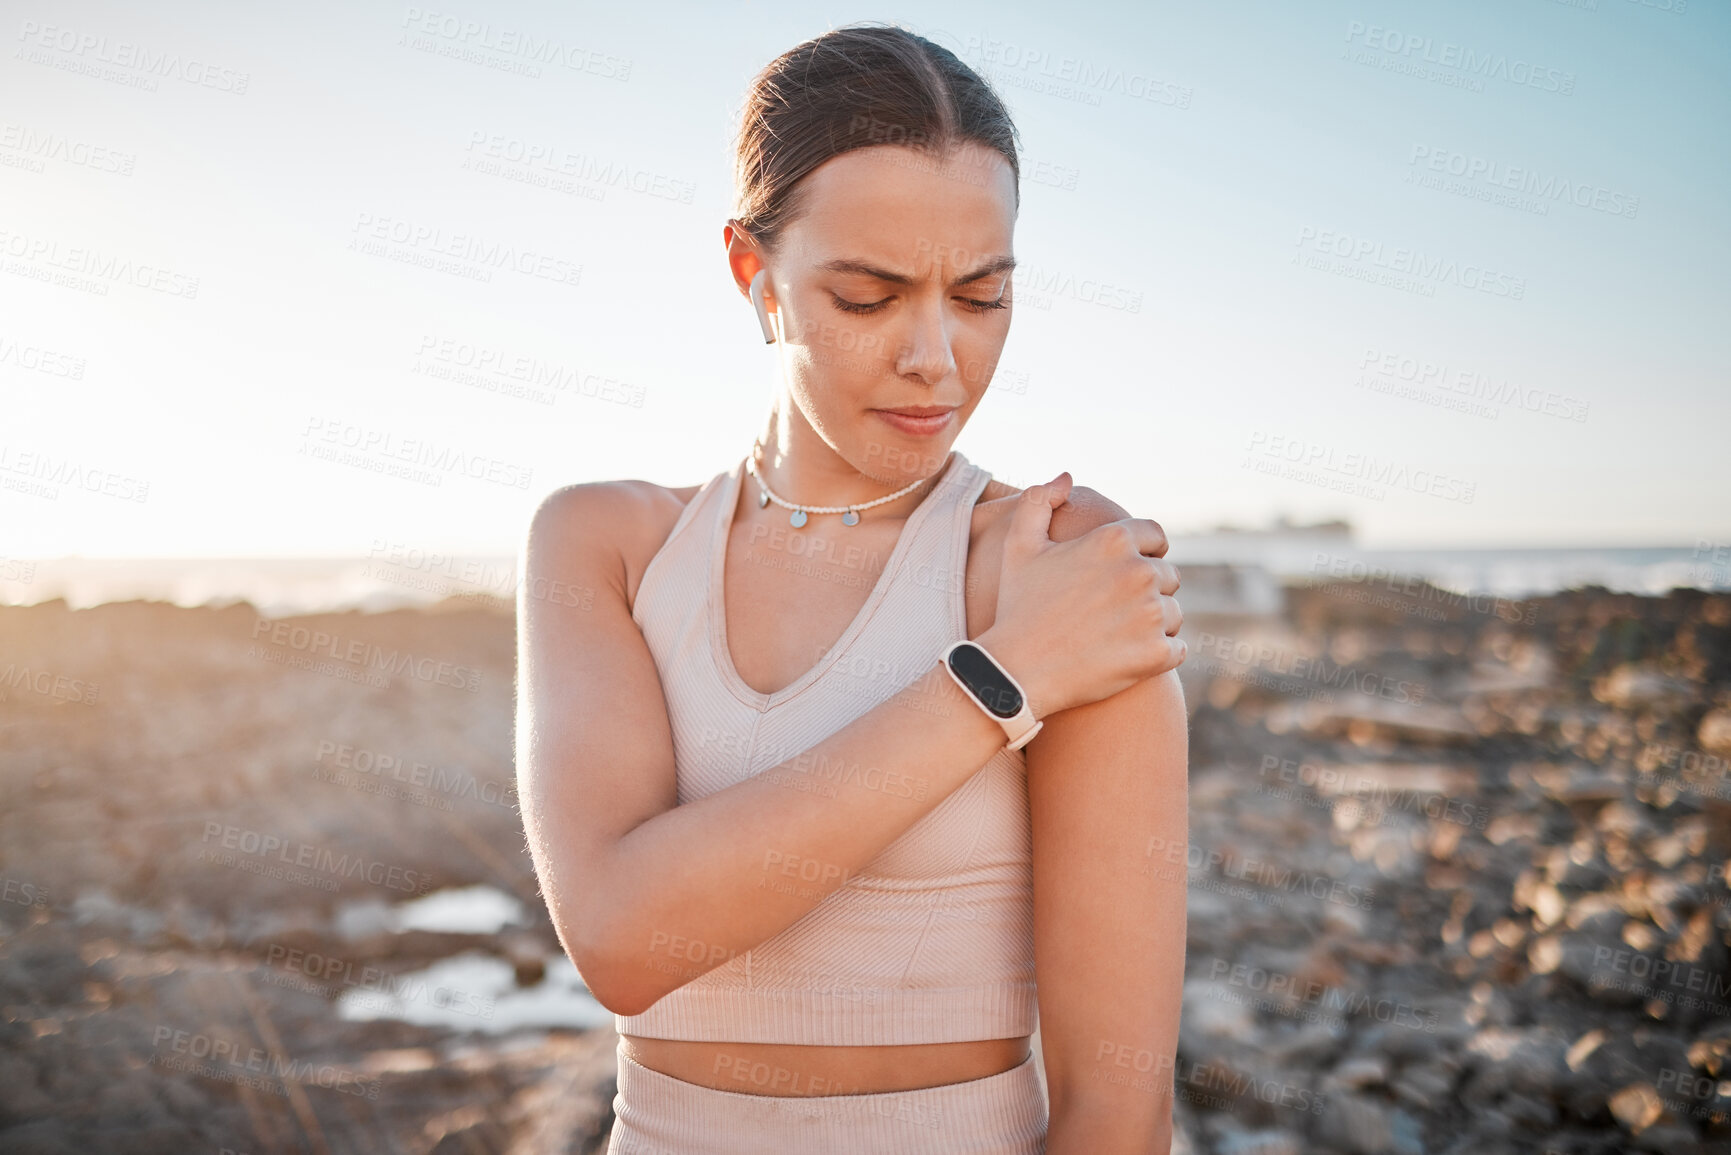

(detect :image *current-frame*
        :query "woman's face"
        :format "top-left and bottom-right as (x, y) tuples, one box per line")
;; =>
(746, 141), (1018, 485)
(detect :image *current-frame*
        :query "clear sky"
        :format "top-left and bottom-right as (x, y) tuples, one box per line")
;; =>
(3, 0), (1726, 557)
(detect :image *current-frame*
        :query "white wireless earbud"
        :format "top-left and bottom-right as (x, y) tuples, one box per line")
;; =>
(749, 268), (777, 344)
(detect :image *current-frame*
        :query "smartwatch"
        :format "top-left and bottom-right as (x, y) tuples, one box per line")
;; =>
(940, 639), (1043, 751)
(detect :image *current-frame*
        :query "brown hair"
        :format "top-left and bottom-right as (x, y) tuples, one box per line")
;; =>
(731, 23), (1022, 253)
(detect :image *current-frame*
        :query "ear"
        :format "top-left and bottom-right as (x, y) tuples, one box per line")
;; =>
(723, 220), (773, 309)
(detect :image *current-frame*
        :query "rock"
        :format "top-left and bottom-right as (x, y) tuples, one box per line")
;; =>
(1305, 762), (1479, 800)
(1323, 902), (1371, 937)
(1565, 1027), (1607, 1071)
(1434, 1134), (1522, 1155)
(91, 1075), (163, 1131)
(1596, 801), (1659, 842)
(1464, 647), (1555, 693)
(0, 1120), (86, 1155)
(1633, 1122), (1703, 1154)
(67, 890), (164, 941)
(1180, 979), (1259, 1047)
(1497, 1090), (1559, 1130)
(1520, 761), (1626, 804)
(1314, 1092), (1426, 1155)
(1688, 1019), (1731, 1074)
(1530, 930), (1632, 999)
(0, 1052), (56, 1117)
(1266, 697), (1480, 746)
(1260, 1020), (1347, 1068)
(1484, 812), (1542, 846)
(13, 564), (1731, 1155)
(1562, 895), (1625, 935)
(1459, 1026), (1570, 1107)
(500, 930), (549, 986)
(1609, 1082), (1663, 1131)
(1170, 1096), (1206, 1155)
(1399, 995), (1476, 1048)
(425, 1104), (509, 1154)
(1592, 664), (1696, 708)
(1216, 1128), (1303, 1155)
(1390, 1058), (1461, 1111)
(1699, 709), (1731, 755)
(1370, 1019), (1446, 1065)
(1328, 1055), (1390, 1090)
(1541, 845), (1613, 890)
(1529, 882), (1570, 928)
(1563, 1029), (1693, 1122)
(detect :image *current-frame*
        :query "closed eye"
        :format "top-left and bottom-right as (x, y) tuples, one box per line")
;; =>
(830, 294), (1009, 315)
(830, 294), (891, 314)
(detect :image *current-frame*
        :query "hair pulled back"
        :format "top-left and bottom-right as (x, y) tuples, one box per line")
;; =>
(732, 23), (1021, 253)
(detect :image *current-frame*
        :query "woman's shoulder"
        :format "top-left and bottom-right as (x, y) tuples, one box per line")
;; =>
(961, 472), (1136, 639)
(530, 476), (704, 540)
(971, 473), (1134, 544)
(526, 477), (711, 598)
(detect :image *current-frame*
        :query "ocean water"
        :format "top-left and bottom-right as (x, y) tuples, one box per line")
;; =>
(0, 555), (522, 617)
(326, 885), (610, 1034)
(1, 542), (1726, 617)
(1173, 537), (1731, 601)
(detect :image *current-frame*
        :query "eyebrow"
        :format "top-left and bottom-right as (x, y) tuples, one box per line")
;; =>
(817, 255), (1017, 288)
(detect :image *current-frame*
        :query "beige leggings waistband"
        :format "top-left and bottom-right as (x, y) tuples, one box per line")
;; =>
(607, 1044), (1049, 1154)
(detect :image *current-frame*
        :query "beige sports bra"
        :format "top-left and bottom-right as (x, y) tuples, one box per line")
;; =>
(616, 449), (1036, 1045)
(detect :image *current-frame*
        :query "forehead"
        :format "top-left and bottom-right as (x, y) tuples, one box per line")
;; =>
(782, 142), (1017, 268)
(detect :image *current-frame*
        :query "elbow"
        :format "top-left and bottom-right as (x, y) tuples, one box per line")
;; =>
(583, 975), (654, 1019)
(536, 847), (657, 1016)
(586, 960), (659, 1019)
(541, 845), (673, 1017)
(569, 945), (630, 1018)
(566, 919), (662, 1018)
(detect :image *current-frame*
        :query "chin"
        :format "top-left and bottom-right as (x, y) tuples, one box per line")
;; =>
(855, 435), (954, 482)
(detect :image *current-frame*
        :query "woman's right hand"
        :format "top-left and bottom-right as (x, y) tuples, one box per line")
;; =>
(975, 472), (1184, 718)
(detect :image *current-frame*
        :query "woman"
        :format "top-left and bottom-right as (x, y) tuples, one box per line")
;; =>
(516, 24), (1189, 1154)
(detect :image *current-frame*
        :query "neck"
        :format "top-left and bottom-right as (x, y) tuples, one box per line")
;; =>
(750, 407), (951, 519)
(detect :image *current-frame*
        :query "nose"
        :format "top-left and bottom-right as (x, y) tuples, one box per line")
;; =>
(893, 299), (958, 386)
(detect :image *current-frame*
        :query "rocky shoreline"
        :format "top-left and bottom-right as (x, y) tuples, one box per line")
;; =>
(1173, 580), (1731, 1154)
(1, 581), (1728, 1152)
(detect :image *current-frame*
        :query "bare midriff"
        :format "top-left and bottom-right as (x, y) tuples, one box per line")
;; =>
(619, 1034), (1032, 1096)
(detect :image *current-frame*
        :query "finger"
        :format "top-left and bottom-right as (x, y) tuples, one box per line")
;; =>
(1152, 635), (1186, 675)
(1142, 519), (1169, 559)
(1111, 517), (1168, 560)
(1005, 473), (1070, 558)
(1159, 593), (1183, 638)
(1147, 558), (1180, 596)
(1044, 471), (1073, 508)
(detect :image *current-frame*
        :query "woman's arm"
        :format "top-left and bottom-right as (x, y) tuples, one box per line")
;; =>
(516, 480), (1021, 1017)
(1028, 499), (1189, 1154)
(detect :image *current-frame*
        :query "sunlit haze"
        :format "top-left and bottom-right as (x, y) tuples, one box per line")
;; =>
(4, 0), (1727, 560)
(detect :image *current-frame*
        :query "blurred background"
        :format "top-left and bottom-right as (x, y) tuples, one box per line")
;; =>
(2, 0), (1728, 1152)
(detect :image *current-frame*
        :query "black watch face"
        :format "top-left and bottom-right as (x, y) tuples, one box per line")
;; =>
(949, 644), (1023, 719)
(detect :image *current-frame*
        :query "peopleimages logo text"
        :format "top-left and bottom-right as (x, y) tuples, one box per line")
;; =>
(1295, 227), (1524, 300)
(15, 21), (252, 93)
(1344, 22), (1575, 94)
(1408, 146), (1637, 219)
(1245, 430), (1476, 504)
(200, 823), (432, 894)
(300, 417), (534, 490)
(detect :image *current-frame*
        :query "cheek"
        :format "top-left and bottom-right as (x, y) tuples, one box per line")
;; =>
(787, 345), (880, 421)
(952, 331), (1007, 388)
(791, 317), (893, 380)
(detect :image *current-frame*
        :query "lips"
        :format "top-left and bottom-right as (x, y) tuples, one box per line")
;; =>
(877, 405), (955, 417)
(872, 407), (955, 436)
